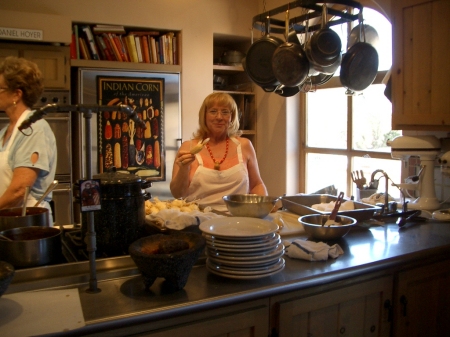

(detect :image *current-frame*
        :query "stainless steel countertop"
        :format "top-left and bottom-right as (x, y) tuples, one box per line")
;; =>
(6, 219), (450, 335)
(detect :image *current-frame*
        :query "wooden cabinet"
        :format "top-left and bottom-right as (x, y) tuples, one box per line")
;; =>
(88, 299), (269, 337)
(391, 0), (450, 130)
(0, 44), (69, 89)
(0, 43), (70, 89)
(392, 259), (450, 336)
(271, 276), (393, 337)
(213, 34), (257, 149)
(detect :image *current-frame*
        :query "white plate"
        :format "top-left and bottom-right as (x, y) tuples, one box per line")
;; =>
(206, 244), (284, 261)
(206, 259), (285, 279)
(202, 232), (276, 244)
(208, 253), (283, 267)
(206, 243), (283, 258)
(206, 240), (281, 254)
(199, 217), (279, 238)
(207, 258), (282, 272)
(205, 234), (281, 249)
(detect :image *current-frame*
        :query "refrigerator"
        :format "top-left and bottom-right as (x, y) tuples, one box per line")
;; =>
(73, 68), (181, 204)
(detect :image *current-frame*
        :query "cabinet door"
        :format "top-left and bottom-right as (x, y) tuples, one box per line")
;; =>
(391, 0), (450, 130)
(136, 305), (268, 337)
(393, 259), (450, 337)
(23, 49), (67, 89)
(275, 276), (393, 337)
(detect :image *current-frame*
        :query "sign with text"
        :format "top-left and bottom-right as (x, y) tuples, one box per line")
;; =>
(0, 27), (43, 41)
(97, 76), (165, 181)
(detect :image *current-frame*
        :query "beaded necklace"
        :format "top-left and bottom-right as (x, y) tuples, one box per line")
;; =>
(205, 137), (229, 170)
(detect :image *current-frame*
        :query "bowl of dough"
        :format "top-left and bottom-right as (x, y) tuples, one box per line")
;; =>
(298, 214), (357, 241)
(223, 194), (279, 218)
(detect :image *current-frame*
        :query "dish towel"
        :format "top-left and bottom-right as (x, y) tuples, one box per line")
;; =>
(283, 239), (344, 261)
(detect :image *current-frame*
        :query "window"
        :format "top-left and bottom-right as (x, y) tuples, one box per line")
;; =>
(300, 8), (402, 199)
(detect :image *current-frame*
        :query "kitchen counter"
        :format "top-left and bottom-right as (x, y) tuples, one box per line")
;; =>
(3, 219), (450, 336)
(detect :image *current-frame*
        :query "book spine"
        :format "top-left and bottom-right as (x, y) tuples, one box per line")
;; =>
(158, 36), (164, 64)
(108, 34), (123, 62)
(125, 35), (139, 63)
(82, 25), (100, 60)
(167, 32), (174, 65)
(118, 35), (130, 62)
(112, 34), (128, 62)
(120, 35), (130, 62)
(102, 33), (118, 61)
(175, 31), (182, 66)
(150, 37), (158, 64)
(73, 25), (80, 59)
(141, 36), (150, 63)
(155, 39), (161, 64)
(172, 36), (177, 65)
(96, 35), (114, 61)
(78, 37), (91, 60)
(134, 36), (143, 63)
(70, 32), (77, 59)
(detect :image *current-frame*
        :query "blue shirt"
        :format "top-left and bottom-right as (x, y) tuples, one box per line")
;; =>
(0, 110), (57, 202)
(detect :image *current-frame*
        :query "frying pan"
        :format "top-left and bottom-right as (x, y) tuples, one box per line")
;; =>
(348, 24), (379, 50)
(244, 18), (283, 88)
(339, 11), (379, 93)
(305, 4), (342, 68)
(271, 10), (309, 87)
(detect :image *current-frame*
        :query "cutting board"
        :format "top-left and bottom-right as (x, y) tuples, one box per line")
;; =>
(0, 288), (85, 336)
(265, 210), (305, 236)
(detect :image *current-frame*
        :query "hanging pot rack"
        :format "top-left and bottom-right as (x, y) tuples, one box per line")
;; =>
(252, 0), (363, 35)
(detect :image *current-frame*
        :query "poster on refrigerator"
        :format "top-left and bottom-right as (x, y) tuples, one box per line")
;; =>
(97, 76), (165, 181)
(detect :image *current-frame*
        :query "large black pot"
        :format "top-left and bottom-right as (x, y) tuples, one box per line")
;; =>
(75, 170), (151, 257)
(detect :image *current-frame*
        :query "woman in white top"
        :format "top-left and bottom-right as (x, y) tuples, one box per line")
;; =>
(170, 92), (267, 211)
(0, 57), (56, 221)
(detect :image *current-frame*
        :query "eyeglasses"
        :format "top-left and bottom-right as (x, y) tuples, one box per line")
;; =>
(207, 109), (231, 117)
(0, 87), (9, 92)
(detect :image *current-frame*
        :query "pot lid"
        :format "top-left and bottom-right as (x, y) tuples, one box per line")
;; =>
(93, 168), (142, 184)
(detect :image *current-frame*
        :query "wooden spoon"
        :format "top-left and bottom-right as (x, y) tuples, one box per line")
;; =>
(324, 192), (345, 226)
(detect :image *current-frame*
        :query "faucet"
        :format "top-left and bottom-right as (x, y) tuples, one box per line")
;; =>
(370, 169), (390, 214)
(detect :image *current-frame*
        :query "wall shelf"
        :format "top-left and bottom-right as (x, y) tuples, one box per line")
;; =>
(70, 59), (181, 73)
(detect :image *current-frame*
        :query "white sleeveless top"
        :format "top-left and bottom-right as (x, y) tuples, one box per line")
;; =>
(186, 137), (249, 211)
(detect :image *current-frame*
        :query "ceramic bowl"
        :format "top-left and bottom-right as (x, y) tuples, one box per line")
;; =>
(223, 194), (279, 218)
(129, 232), (206, 291)
(298, 214), (357, 240)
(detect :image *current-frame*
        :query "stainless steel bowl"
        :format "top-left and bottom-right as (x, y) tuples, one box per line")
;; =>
(298, 214), (357, 240)
(223, 194), (279, 218)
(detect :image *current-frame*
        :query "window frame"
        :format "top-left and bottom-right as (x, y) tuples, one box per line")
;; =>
(298, 69), (393, 197)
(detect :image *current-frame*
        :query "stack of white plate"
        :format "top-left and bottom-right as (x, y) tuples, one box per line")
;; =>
(199, 217), (285, 279)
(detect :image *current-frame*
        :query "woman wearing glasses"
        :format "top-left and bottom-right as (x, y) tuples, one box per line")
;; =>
(0, 56), (56, 223)
(170, 92), (267, 211)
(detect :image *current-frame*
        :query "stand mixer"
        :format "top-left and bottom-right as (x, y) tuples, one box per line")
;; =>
(387, 135), (441, 211)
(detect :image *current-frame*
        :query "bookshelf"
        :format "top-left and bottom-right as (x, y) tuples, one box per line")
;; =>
(71, 23), (181, 71)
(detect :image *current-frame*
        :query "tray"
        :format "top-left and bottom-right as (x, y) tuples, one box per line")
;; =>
(281, 194), (381, 222)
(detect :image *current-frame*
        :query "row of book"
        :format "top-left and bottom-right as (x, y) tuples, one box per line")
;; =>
(70, 24), (179, 65)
